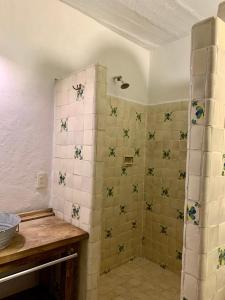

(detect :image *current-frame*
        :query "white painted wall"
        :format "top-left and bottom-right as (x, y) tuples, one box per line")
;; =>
(148, 35), (191, 104)
(0, 0), (149, 104)
(0, 56), (53, 213)
(0, 0), (150, 214)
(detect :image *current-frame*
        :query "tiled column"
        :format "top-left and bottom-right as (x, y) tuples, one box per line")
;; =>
(182, 16), (225, 300)
(52, 64), (106, 300)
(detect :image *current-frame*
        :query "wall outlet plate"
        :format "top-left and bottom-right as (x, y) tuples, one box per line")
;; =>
(36, 172), (48, 189)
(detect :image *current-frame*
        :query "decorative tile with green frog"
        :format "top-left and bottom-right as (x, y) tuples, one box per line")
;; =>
(118, 244), (125, 254)
(119, 205), (127, 215)
(58, 172), (66, 186)
(106, 187), (114, 198)
(60, 118), (68, 132)
(123, 128), (130, 138)
(177, 209), (184, 221)
(134, 148), (140, 157)
(74, 145), (83, 160)
(161, 187), (169, 198)
(180, 131), (188, 140)
(121, 167), (128, 176)
(176, 250), (182, 260)
(162, 149), (171, 160)
(110, 105), (118, 117)
(178, 170), (186, 180)
(146, 202), (153, 211)
(105, 228), (112, 239)
(109, 147), (116, 157)
(132, 184), (139, 193)
(72, 204), (80, 219)
(148, 131), (155, 140)
(136, 112), (142, 122)
(147, 167), (155, 176)
(72, 83), (85, 101)
(131, 220), (137, 230)
(160, 225), (168, 235)
(164, 112), (173, 122)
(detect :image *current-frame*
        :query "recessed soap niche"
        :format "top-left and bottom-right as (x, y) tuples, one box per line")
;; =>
(123, 156), (133, 166)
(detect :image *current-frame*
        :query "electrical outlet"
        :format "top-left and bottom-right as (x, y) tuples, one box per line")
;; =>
(36, 172), (48, 189)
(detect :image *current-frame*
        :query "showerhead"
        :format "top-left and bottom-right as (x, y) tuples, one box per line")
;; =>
(121, 82), (129, 89)
(113, 75), (130, 89)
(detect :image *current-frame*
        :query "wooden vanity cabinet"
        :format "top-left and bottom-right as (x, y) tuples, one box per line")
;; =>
(0, 212), (88, 300)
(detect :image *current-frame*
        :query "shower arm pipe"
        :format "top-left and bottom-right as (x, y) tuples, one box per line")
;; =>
(0, 252), (78, 284)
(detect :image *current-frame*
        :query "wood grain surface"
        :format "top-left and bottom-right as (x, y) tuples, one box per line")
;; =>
(0, 216), (88, 266)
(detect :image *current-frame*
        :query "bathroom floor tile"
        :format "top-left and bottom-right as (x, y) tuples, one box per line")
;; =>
(99, 257), (180, 300)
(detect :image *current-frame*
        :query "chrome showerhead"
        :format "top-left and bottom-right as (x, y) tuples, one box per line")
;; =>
(121, 82), (130, 89)
(113, 76), (130, 89)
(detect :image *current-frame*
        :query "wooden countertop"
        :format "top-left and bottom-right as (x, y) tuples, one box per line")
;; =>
(0, 216), (89, 266)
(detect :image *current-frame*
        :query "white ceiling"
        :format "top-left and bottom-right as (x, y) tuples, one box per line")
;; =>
(60, 0), (223, 49)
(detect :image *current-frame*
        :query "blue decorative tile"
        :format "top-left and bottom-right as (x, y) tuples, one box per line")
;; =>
(191, 100), (205, 125)
(187, 201), (200, 225)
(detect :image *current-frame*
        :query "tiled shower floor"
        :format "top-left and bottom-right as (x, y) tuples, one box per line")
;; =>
(99, 257), (180, 300)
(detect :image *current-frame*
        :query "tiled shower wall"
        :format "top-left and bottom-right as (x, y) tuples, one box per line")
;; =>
(143, 102), (188, 274)
(52, 64), (106, 300)
(100, 96), (188, 274)
(181, 15), (225, 300)
(100, 96), (146, 273)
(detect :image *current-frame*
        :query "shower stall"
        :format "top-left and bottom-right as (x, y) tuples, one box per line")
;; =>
(52, 64), (187, 300)
(99, 95), (188, 299)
